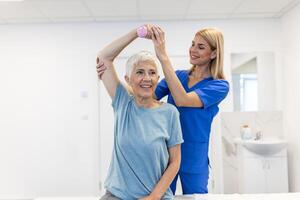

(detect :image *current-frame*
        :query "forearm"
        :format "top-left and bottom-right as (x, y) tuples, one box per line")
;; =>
(97, 29), (138, 61)
(97, 29), (137, 99)
(159, 57), (188, 106)
(150, 159), (180, 199)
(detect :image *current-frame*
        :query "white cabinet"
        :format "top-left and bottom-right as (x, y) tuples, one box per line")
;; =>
(239, 157), (266, 193)
(236, 144), (288, 193)
(266, 157), (289, 192)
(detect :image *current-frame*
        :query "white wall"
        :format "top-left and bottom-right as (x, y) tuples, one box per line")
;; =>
(0, 19), (283, 198)
(257, 52), (277, 110)
(280, 3), (300, 192)
(0, 24), (102, 198)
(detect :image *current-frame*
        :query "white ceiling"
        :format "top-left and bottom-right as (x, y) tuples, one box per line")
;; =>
(0, 0), (299, 24)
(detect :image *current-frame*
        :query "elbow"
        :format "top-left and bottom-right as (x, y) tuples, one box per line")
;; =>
(175, 101), (184, 107)
(174, 98), (187, 107)
(174, 94), (204, 108)
(173, 93), (190, 107)
(97, 51), (113, 62)
(96, 51), (104, 60)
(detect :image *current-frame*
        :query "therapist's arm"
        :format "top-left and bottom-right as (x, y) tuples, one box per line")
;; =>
(139, 144), (181, 200)
(150, 25), (203, 108)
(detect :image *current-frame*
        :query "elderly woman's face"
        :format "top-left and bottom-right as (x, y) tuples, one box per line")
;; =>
(128, 60), (159, 99)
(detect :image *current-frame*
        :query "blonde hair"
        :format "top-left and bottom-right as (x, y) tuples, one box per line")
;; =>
(190, 27), (225, 79)
(126, 50), (159, 76)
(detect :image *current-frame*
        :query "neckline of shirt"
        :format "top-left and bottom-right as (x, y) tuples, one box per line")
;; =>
(183, 70), (213, 90)
(131, 97), (167, 112)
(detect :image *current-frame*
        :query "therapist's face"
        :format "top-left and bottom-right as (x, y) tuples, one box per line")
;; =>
(189, 35), (216, 67)
(126, 60), (159, 99)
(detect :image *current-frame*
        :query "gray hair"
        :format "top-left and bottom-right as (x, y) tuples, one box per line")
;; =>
(126, 50), (160, 76)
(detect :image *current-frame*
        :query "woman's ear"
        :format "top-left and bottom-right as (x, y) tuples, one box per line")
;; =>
(210, 50), (217, 59)
(125, 75), (130, 84)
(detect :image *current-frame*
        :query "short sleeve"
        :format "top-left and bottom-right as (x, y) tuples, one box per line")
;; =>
(194, 79), (229, 109)
(167, 108), (184, 148)
(155, 78), (169, 100)
(111, 83), (131, 111)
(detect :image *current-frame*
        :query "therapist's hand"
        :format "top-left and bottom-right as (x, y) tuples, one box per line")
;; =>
(150, 26), (168, 62)
(96, 57), (107, 80)
(139, 24), (156, 40)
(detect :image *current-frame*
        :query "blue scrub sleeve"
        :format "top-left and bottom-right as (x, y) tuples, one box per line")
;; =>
(155, 78), (169, 100)
(194, 80), (229, 109)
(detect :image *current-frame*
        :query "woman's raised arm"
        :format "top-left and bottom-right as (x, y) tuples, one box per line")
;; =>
(96, 29), (138, 99)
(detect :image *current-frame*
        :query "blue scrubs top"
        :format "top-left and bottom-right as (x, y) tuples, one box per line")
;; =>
(155, 70), (229, 174)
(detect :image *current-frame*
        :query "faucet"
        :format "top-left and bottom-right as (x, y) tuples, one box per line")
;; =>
(254, 131), (263, 140)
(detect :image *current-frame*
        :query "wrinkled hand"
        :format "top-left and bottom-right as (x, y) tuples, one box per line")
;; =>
(96, 57), (107, 80)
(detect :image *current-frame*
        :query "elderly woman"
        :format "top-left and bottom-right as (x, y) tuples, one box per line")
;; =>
(96, 28), (183, 200)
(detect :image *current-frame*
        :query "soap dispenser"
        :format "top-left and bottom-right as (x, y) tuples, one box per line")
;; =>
(240, 124), (253, 140)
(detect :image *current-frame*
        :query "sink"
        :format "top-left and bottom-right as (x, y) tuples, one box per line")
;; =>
(234, 138), (287, 155)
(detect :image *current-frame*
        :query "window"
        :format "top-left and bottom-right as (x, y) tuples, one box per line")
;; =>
(240, 74), (257, 111)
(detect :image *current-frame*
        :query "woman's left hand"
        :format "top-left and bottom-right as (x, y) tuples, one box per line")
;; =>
(96, 57), (107, 80)
(150, 25), (168, 62)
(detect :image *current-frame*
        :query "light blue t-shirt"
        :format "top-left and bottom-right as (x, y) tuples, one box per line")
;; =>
(105, 84), (183, 200)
